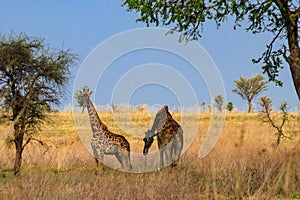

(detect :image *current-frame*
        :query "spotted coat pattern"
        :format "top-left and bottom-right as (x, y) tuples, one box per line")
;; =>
(145, 105), (183, 168)
(80, 89), (131, 171)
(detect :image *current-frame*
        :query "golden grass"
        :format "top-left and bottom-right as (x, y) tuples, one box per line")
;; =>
(0, 112), (299, 199)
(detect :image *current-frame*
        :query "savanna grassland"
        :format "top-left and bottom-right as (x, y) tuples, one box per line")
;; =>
(0, 112), (299, 200)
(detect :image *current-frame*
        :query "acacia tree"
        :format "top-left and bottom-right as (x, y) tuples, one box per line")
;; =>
(214, 95), (224, 112)
(200, 102), (206, 113)
(0, 33), (77, 176)
(74, 85), (89, 112)
(122, 0), (300, 100)
(226, 101), (234, 112)
(232, 75), (267, 112)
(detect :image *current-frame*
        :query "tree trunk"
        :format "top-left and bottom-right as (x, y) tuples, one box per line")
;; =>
(286, 15), (300, 100)
(247, 101), (252, 113)
(14, 142), (23, 176)
(287, 49), (300, 100)
(276, 130), (283, 146)
(13, 131), (24, 176)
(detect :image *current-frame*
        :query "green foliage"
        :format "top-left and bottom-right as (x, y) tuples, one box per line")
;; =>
(214, 95), (224, 112)
(0, 32), (77, 131)
(122, 0), (300, 96)
(4, 135), (14, 148)
(0, 32), (78, 175)
(122, 0), (298, 40)
(226, 101), (234, 112)
(232, 75), (267, 112)
(0, 168), (13, 183)
(74, 85), (89, 108)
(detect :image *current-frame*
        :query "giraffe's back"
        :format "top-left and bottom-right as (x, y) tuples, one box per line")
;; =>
(158, 115), (183, 147)
(104, 131), (130, 151)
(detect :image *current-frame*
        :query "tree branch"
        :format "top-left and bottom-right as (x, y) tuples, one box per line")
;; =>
(22, 136), (44, 149)
(295, 7), (300, 14)
(22, 138), (31, 149)
(266, 25), (285, 57)
(282, 45), (288, 60)
(281, 133), (292, 140)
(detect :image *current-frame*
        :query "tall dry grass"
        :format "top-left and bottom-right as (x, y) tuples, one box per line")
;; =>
(0, 112), (299, 199)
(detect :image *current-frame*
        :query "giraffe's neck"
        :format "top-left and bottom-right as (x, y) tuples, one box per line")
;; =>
(86, 99), (106, 137)
(151, 109), (168, 132)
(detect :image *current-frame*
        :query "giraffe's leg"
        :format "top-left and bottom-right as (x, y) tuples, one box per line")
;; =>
(124, 151), (132, 171)
(117, 150), (131, 171)
(172, 134), (183, 167)
(115, 152), (123, 168)
(91, 144), (99, 166)
(94, 148), (104, 175)
(164, 145), (173, 167)
(171, 143), (178, 167)
(176, 144), (183, 162)
(170, 143), (176, 167)
(159, 148), (164, 170)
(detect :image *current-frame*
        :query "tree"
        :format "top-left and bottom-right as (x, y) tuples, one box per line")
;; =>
(214, 95), (224, 112)
(0, 32), (77, 176)
(200, 102), (206, 113)
(226, 101), (234, 112)
(110, 102), (117, 112)
(122, 0), (300, 100)
(232, 75), (267, 113)
(258, 96), (291, 145)
(74, 85), (89, 112)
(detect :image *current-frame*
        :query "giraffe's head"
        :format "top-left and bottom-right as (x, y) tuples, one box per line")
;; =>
(143, 129), (157, 155)
(79, 88), (92, 111)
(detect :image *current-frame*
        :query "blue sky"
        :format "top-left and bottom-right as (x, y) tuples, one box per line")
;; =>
(1, 0), (299, 112)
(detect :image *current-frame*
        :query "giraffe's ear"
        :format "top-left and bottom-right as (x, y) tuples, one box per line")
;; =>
(89, 91), (93, 95)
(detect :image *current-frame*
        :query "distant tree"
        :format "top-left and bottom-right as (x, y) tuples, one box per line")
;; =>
(110, 102), (117, 112)
(226, 102), (234, 112)
(200, 102), (206, 113)
(207, 105), (211, 114)
(214, 95), (224, 112)
(232, 75), (267, 113)
(122, 0), (300, 100)
(258, 96), (291, 146)
(0, 32), (77, 176)
(74, 85), (89, 112)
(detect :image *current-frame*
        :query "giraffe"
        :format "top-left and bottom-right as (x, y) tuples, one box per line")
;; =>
(143, 105), (183, 169)
(80, 88), (131, 171)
